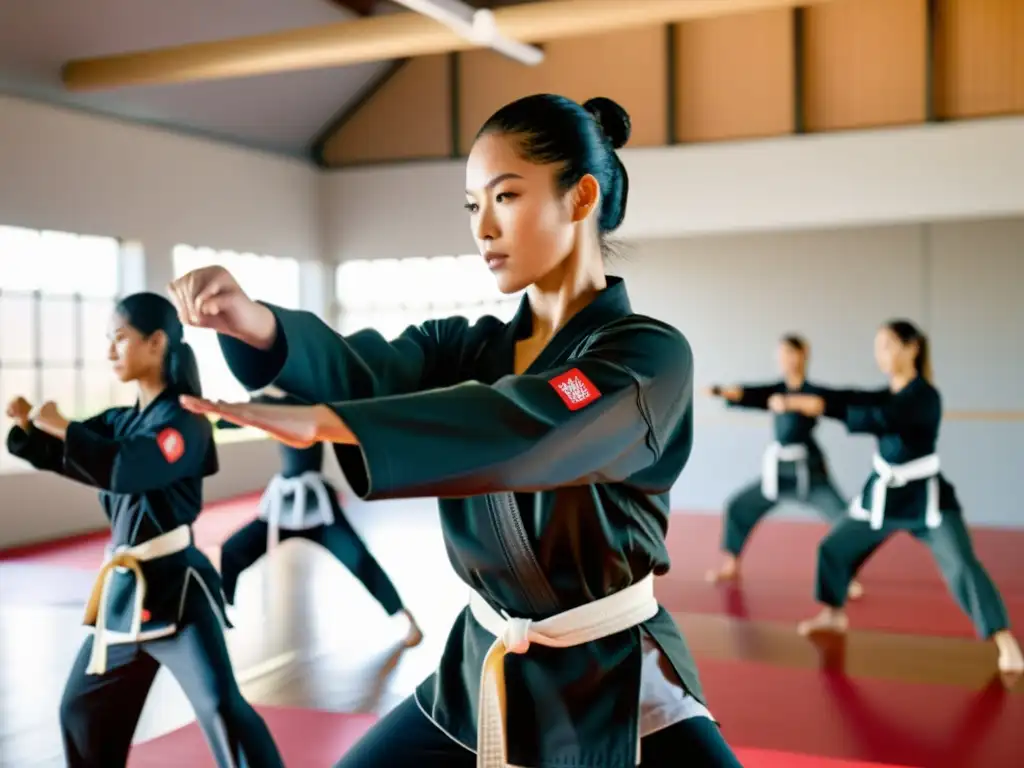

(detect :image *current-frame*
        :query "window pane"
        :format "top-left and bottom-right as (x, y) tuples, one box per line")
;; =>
(40, 296), (77, 364)
(81, 299), (115, 363)
(74, 236), (121, 298)
(80, 366), (119, 419)
(40, 367), (79, 417)
(0, 293), (37, 364)
(336, 260), (376, 311)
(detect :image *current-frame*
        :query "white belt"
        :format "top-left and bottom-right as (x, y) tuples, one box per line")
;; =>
(856, 453), (941, 530)
(258, 471), (335, 550)
(761, 442), (810, 501)
(469, 573), (659, 768)
(84, 525), (192, 675)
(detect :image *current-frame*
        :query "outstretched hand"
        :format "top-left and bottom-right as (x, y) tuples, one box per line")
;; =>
(179, 396), (355, 448)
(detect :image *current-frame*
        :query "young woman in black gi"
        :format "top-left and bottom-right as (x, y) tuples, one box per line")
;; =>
(5, 292), (284, 767)
(774, 319), (1023, 674)
(168, 95), (743, 766)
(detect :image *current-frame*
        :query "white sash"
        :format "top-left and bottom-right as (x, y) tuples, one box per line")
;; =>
(258, 471), (335, 550)
(850, 453), (941, 530)
(469, 573), (659, 768)
(85, 525), (192, 675)
(761, 442), (810, 501)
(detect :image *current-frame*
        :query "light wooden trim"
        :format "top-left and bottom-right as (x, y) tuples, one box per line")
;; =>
(61, 0), (838, 92)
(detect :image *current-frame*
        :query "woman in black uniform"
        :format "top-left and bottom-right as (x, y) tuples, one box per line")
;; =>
(216, 387), (423, 647)
(773, 319), (1022, 673)
(705, 335), (862, 598)
(169, 94), (742, 766)
(5, 292), (284, 767)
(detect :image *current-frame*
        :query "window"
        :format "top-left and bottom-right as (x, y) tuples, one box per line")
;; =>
(0, 225), (128, 473)
(172, 245), (301, 406)
(335, 255), (520, 339)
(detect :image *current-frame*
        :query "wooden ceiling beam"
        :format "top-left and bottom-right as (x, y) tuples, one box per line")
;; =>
(62, 0), (836, 92)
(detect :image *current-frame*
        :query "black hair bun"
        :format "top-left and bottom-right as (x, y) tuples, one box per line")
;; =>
(583, 97), (631, 150)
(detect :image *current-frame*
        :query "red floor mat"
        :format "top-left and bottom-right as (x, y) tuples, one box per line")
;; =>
(127, 706), (916, 767)
(657, 514), (1024, 638)
(698, 658), (1021, 768)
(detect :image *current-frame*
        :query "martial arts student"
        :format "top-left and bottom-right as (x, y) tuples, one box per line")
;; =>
(215, 386), (423, 647)
(5, 292), (284, 767)
(773, 319), (1023, 674)
(705, 335), (862, 598)
(168, 94), (744, 767)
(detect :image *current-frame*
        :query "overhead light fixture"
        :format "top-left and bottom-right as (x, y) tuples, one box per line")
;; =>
(391, 0), (544, 65)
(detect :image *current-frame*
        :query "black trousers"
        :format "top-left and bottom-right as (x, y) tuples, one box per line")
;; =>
(722, 476), (848, 556)
(59, 591), (284, 768)
(219, 515), (404, 616)
(816, 512), (1011, 638)
(333, 695), (743, 767)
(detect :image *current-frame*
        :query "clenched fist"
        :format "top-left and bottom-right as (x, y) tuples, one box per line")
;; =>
(6, 396), (32, 430)
(167, 266), (277, 350)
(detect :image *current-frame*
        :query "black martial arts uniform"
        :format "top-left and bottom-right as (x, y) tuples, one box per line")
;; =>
(216, 403), (405, 617)
(218, 276), (742, 768)
(6, 390), (284, 768)
(813, 377), (1010, 638)
(716, 381), (849, 556)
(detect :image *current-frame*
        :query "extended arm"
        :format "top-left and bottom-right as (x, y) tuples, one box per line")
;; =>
(62, 408), (212, 494)
(218, 304), (481, 405)
(326, 318), (693, 500)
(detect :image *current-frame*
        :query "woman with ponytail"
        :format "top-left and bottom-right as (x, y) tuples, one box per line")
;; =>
(5, 292), (284, 767)
(769, 319), (1022, 674)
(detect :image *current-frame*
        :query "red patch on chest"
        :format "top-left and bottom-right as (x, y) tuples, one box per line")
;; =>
(548, 368), (602, 411)
(156, 428), (185, 464)
(141, 609), (152, 622)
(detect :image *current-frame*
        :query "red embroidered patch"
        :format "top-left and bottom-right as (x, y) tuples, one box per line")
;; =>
(141, 609), (152, 622)
(548, 368), (601, 411)
(156, 428), (185, 464)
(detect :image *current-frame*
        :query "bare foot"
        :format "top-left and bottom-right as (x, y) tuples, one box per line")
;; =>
(847, 580), (864, 600)
(797, 607), (849, 637)
(401, 609), (424, 648)
(994, 630), (1024, 674)
(705, 556), (740, 583)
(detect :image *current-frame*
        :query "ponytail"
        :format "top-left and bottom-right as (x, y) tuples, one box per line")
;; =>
(164, 341), (203, 398)
(914, 334), (933, 383)
(885, 318), (933, 383)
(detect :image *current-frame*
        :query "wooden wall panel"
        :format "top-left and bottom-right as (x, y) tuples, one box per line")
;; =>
(673, 10), (794, 143)
(802, 0), (927, 131)
(934, 0), (1024, 119)
(321, 56), (451, 166)
(457, 27), (667, 154)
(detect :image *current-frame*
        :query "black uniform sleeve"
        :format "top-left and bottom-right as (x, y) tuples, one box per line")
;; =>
(328, 318), (693, 500)
(62, 408), (212, 494)
(6, 411), (118, 477)
(726, 382), (782, 410)
(820, 384), (939, 436)
(6, 425), (65, 473)
(218, 303), (479, 404)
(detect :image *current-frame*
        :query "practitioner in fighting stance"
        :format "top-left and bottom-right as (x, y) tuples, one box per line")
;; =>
(168, 94), (743, 766)
(216, 386), (422, 647)
(776, 319), (1023, 674)
(5, 292), (283, 767)
(705, 335), (862, 598)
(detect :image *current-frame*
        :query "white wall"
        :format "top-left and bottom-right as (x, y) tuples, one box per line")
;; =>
(320, 116), (1024, 262)
(623, 220), (1024, 528)
(0, 94), (322, 548)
